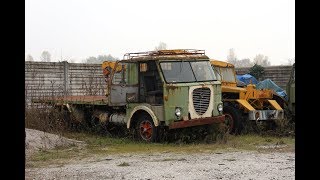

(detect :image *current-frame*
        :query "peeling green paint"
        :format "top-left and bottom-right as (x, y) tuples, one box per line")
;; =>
(163, 85), (189, 125)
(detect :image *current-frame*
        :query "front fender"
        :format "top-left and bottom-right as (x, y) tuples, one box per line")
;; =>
(127, 105), (159, 129)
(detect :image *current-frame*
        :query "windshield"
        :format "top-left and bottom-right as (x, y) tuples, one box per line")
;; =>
(219, 67), (236, 82)
(160, 61), (217, 83)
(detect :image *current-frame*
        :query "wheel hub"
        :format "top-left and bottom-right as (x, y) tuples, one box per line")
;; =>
(140, 120), (153, 140)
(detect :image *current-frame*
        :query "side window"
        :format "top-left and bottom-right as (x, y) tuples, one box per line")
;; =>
(126, 63), (138, 85)
(112, 63), (127, 84)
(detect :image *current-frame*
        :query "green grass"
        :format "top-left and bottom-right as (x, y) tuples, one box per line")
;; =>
(26, 132), (295, 168)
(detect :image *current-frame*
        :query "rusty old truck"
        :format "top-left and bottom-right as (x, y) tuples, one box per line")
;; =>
(210, 60), (284, 133)
(34, 49), (225, 142)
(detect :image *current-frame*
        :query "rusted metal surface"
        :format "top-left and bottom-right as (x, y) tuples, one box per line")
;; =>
(33, 95), (108, 105)
(120, 49), (209, 62)
(53, 95), (107, 102)
(248, 110), (284, 121)
(123, 49), (206, 60)
(168, 115), (225, 129)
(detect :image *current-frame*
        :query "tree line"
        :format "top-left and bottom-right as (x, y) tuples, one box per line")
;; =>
(227, 48), (294, 67)
(25, 43), (294, 67)
(25, 51), (119, 64)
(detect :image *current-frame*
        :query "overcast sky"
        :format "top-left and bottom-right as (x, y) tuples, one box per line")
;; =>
(25, 0), (295, 65)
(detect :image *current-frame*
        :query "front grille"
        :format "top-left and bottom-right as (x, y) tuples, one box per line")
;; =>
(193, 87), (211, 115)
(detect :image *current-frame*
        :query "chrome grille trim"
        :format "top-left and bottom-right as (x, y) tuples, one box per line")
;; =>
(192, 88), (211, 115)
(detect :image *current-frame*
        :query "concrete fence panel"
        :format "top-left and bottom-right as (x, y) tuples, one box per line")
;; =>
(25, 61), (293, 106)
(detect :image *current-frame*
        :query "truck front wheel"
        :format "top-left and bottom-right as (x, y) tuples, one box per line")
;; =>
(136, 115), (158, 142)
(223, 105), (243, 134)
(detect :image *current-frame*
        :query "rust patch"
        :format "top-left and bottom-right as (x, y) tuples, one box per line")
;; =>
(165, 84), (180, 91)
(169, 115), (225, 129)
(165, 85), (181, 95)
(164, 95), (168, 101)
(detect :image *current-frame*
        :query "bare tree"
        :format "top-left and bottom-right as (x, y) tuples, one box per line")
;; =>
(227, 48), (237, 65)
(236, 58), (253, 67)
(40, 51), (51, 62)
(253, 54), (271, 67)
(26, 54), (34, 61)
(154, 42), (167, 50)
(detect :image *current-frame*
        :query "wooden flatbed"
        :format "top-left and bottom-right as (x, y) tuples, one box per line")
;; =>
(32, 95), (108, 105)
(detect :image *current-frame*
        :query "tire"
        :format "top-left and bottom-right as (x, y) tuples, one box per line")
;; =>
(135, 114), (158, 142)
(223, 105), (243, 134)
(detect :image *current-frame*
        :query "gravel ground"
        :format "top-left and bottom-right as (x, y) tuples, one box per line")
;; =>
(25, 128), (295, 180)
(26, 151), (294, 180)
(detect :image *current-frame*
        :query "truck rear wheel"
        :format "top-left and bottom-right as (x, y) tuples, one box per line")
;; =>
(223, 105), (243, 134)
(136, 114), (158, 142)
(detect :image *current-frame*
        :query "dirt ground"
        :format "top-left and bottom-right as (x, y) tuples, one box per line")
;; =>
(25, 128), (295, 180)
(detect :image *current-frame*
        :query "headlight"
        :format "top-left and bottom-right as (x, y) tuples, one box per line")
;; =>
(175, 107), (182, 117)
(217, 104), (223, 112)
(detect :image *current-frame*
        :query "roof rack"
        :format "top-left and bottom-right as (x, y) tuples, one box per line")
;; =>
(123, 49), (205, 60)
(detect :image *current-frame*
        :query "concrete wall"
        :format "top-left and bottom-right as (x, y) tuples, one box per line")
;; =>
(25, 61), (106, 106)
(235, 65), (293, 89)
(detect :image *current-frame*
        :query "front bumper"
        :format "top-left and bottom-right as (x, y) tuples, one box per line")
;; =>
(168, 115), (225, 129)
(248, 110), (284, 121)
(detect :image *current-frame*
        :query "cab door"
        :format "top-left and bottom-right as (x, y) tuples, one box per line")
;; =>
(109, 62), (139, 106)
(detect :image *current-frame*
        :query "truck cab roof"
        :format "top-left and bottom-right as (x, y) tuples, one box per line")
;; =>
(210, 59), (235, 68)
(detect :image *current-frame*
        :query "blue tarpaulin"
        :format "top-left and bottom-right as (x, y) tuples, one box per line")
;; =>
(236, 74), (258, 85)
(256, 79), (288, 100)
